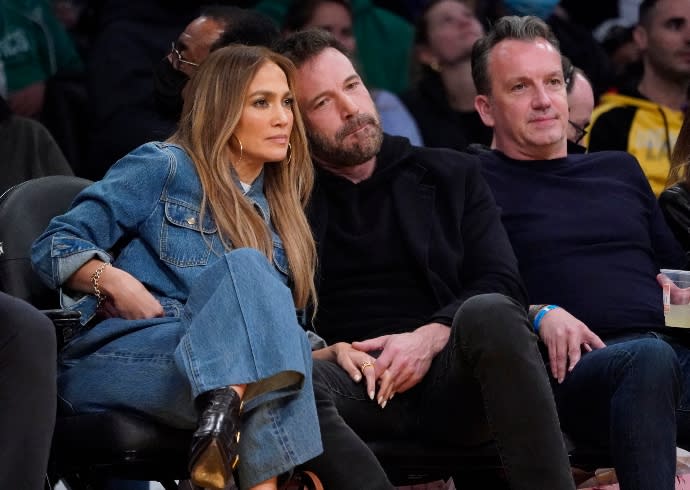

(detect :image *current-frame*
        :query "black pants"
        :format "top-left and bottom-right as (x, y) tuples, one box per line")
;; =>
(0, 292), (56, 489)
(304, 293), (575, 490)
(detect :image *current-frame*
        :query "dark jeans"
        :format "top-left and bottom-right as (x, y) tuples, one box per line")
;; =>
(553, 333), (681, 490)
(0, 292), (56, 490)
(304, 293), (575, 490)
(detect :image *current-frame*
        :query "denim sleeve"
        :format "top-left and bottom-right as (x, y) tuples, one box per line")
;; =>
(31, 143), (173, 290)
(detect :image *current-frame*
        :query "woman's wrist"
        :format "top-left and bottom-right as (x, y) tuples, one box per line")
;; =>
(91, 262), (111, 307)
(312, 343), (342, 362)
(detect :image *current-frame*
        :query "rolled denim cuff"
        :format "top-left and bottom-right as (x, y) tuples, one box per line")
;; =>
(56, 248), (111, 287)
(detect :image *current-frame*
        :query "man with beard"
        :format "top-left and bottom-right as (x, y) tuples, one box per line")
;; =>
(276, 29), (577, 490)
(585, 0), (690, 196)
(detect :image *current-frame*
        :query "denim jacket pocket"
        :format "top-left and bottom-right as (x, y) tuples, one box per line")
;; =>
(160, 201), (217, 267)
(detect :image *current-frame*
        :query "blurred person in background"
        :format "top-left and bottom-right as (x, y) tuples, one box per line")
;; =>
(401, 0), (492, 151)
(86, 4), (280, 181)
(562, 57), (595, 153)
(594, 22), (642, 91)
(255, 0), (414, 94)
(154, 5), (279, 125)
(585, 0), (690, 196)
(0, 93), (72, 193)
(0, 0), (83, 117)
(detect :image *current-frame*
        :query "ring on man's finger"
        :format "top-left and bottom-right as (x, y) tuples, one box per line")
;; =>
(360, 360), (374, 371)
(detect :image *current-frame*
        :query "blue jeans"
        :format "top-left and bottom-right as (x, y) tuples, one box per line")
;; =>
(655, 330), (690, 444)
(303, 294), (575, 490)
(58, 249), (322, 488)
(553, 334), (680, 490)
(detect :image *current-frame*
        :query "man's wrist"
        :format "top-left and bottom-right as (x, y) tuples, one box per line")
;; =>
(528, 304), (546, 325)
(531, 305), (559, 334)
(415, 322), (450, 354)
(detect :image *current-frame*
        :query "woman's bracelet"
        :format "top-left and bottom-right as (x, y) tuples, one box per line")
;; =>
(91, 262), (110, 308)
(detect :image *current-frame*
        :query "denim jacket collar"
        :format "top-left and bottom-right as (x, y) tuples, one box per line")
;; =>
(233, 168), (270, 223)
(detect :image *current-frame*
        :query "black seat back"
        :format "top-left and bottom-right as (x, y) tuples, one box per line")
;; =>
(0, 176), (92, 309)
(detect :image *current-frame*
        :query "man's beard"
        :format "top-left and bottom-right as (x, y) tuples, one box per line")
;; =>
(308, 113), (384, 168)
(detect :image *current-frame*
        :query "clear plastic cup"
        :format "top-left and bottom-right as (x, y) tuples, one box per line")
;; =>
(660, 269), (690, 328)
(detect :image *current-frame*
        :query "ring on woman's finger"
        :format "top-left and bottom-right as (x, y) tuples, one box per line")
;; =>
(360, 360), (374, 371)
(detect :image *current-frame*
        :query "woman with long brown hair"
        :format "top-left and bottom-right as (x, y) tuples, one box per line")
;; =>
(32, 45), (322, 490)
(659, 106), (690, 252)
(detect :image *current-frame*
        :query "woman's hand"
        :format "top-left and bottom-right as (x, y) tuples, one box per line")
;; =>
(67, 260), (164, 320)
(313, 342), (379, 403)
(98, 266), (164, 320)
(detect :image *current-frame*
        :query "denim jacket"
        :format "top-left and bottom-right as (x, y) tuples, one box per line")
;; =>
(31, 142), (290, 327)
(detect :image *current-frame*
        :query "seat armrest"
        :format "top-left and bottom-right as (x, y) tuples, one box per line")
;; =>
(43, 309), (81, 350)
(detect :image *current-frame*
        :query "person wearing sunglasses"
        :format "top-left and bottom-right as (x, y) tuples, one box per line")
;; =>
(153, 6), (280, 122)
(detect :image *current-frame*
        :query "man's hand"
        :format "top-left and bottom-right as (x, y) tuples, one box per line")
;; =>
(657, 273), (690, 305)
(539, 307), (605, 383)
(312, 342), (379, 401)
(352, 322), (450, 406)
(99, 266), (164, 320)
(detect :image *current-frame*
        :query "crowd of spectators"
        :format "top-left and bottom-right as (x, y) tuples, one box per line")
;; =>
(1, 0), (685, 185)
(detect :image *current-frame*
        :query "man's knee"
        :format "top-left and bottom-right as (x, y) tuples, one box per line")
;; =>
(311, 359), (363, 402)
(0, 293), (56, 363)
(618, 338), (679, 387)
(453, 293), (531, 350)
(312, 359), (342, 398)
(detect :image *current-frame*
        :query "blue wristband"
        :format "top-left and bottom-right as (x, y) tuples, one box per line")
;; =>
(533, 305), (558, 334)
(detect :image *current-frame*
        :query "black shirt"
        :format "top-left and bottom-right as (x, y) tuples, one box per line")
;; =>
(314, 156), (438, 343)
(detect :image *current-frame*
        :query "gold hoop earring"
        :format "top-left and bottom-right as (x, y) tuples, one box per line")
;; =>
(429, 61), (441, 73)
(285, 143), (292, 166)
(232, 134), (243, 166)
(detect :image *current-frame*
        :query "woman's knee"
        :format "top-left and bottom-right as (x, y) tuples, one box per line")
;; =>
(224, 247), (273, 275)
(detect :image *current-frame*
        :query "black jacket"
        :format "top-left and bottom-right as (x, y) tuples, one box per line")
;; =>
(307, 134), (528, 327)
(660, 183), (690, 255)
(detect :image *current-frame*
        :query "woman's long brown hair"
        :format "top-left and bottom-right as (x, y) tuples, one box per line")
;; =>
(171, 45), (316, 309)
(666, 106), (690, 189)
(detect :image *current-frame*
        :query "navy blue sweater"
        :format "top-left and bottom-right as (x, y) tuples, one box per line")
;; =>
(480, 150), (686, 335)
